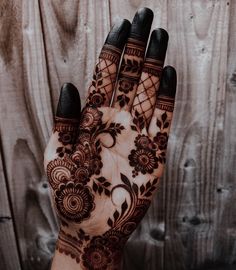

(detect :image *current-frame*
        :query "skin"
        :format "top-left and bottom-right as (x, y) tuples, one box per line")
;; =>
(44, 7), (177, 270)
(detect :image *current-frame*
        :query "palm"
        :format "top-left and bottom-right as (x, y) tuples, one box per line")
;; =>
(45, 7), (176, 269)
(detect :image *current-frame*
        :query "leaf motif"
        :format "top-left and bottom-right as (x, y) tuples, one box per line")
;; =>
(146, 181), (151, 189)
(113, 210), (119, 221)
(120, 173), (131, 187)
(132, 183), (139, 195)
(93, 182), (98, 192)
(131, 125), (137, 131)
(156, 119), (162, 129)
(104, 189), (110, 196)
(121, 200), (128, 215)
(153, 178), (158, 185)
(140, 184), (145, 195)
(97, 79), (103, 86)
(98, 186), (103, 195)
(145, 191), (152, 197)
(107, 218), (113, 227)
(162, 112), (167, 123)
(163, 122), (169, 129)
(103, 182), (111, 187)
(97, 177), (106, 183)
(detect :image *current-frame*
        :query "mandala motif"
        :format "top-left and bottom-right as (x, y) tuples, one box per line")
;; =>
(128, 148), (158, 176)
(87, 89), (106, 107)
(55, 181), (95, 223)
(47, 159), (75, 189)
(82, 243), (112, 270)
(80, 107), (103, 130)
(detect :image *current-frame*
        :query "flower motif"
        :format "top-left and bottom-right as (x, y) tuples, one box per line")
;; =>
(116, 94), (130, 108)
(82, 243), (112, 270)
(90, 156), (103, 175)
(58, 132), (75, 145)
(118, 79), (134, 94)
(87, 89), (106, 107)
(128, 148), (158, 175)
(134, 134), (152, 150)
(56, 146), (71, 158)
(55, 181), (95, 223)
(80, 107), (103, 130)
(153, 132), (168, 150)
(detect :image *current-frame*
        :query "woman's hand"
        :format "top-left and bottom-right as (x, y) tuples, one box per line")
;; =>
(44, 7), (176, 270)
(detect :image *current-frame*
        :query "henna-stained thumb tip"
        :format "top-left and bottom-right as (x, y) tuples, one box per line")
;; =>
(56, 83), (81, 119)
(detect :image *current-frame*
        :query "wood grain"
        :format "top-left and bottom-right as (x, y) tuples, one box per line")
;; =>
(0, 0), (236, 269)
(164, 0), (232, 269)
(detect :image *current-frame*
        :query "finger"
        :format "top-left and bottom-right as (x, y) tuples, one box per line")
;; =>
(112, 7), (153, 110)
(148, 66), (177, 154)
(131, 29), (168, 131)
(86, 19), (131, 108)
(44, 83), (81, 173)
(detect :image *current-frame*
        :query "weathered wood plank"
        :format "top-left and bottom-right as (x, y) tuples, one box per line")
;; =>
(0, 145), (21, 270)
(0, 0), (58, 269)
(164, 1), (231, 269)
(109, 1), (168, 269)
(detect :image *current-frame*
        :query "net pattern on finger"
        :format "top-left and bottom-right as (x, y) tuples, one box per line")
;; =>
(86, 45), (121, 107)
(131, 59), (163, 131)
(113, 38), (146, 109)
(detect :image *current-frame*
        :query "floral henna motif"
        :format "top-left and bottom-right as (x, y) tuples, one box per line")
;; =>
(55, 181), (95, 223)
(47, 107), (125, 228)
(86, 44), (121, 107)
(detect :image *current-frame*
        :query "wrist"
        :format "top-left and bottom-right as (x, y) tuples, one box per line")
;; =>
(51, 227), (124, 270)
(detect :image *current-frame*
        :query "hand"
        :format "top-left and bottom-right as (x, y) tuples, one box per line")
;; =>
(44, 7), (177, 270)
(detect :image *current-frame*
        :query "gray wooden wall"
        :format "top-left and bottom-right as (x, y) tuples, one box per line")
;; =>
(0, 1), (236, 270)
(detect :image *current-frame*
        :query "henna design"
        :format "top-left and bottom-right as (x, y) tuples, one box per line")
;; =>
(86, 44), (121, 107)
(156, 95), (175, 112)
(55, 181), (95, 223)
(132, 58), (163, 127)
(93, 177), (111, 196)
(114, 38), (145, 108)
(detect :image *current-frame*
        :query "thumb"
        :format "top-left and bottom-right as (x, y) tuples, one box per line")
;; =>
(44, 83), (81, 171)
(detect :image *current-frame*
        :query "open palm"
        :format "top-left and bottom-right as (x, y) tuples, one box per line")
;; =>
(44, 7), (176, 270)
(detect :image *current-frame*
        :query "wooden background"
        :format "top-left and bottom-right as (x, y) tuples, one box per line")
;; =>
(0, 0), (236, 269)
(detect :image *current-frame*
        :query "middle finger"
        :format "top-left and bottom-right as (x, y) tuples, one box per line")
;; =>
(112, 7), (153, 110)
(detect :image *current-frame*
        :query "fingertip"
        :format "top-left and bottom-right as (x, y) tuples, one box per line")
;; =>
(56, 83), (81, 119)
(158, 66), (177, 98)
(146, 28), (169, 61)
(105, 19), (131, 49)
(130, 7), (153, 41)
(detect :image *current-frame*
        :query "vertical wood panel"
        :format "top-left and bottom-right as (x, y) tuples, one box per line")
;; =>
(0, 147), (21, 270)
(164, 1), (231, 269)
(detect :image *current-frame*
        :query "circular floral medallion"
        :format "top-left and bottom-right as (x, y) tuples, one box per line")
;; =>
(55, 181), (95, 223)
(128, 148), (158, 175)
(134, 134), (152, 149)
(82, 243), (112, 270)
(87, 89), (106, 107)
(47, 159), (75, 189)
(80, 107), (103, 130)
(118, 79), (134, 94)
(153, 132), (168, 150)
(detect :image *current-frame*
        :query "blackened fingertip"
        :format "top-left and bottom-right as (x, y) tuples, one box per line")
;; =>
(130, 7), (153, 41)
(158, 66), (177, 98)
(56, 83), (81, 119)
(146, 28), (169, 61)
(105, 19), (131, 49)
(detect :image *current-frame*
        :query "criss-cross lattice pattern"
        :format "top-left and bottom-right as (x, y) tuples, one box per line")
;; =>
(132, 72), (160, 128)
(86, 45), (121, 107)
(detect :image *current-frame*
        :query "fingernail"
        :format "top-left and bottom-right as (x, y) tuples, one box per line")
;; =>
(56, 83), (81, 119)
(130, 7), (153, 41)
(105, 19), (131, 49)
(146, 28), (169, 61)
(158, 66), (177, 98)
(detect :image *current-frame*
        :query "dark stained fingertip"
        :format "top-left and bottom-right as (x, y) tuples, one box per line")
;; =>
(105, 19), (131, 49)
(158, 66), (177, 98)
(130, 7), (153, 41)
(56, 83), (81, 119)
(146, 28), (169, 61)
